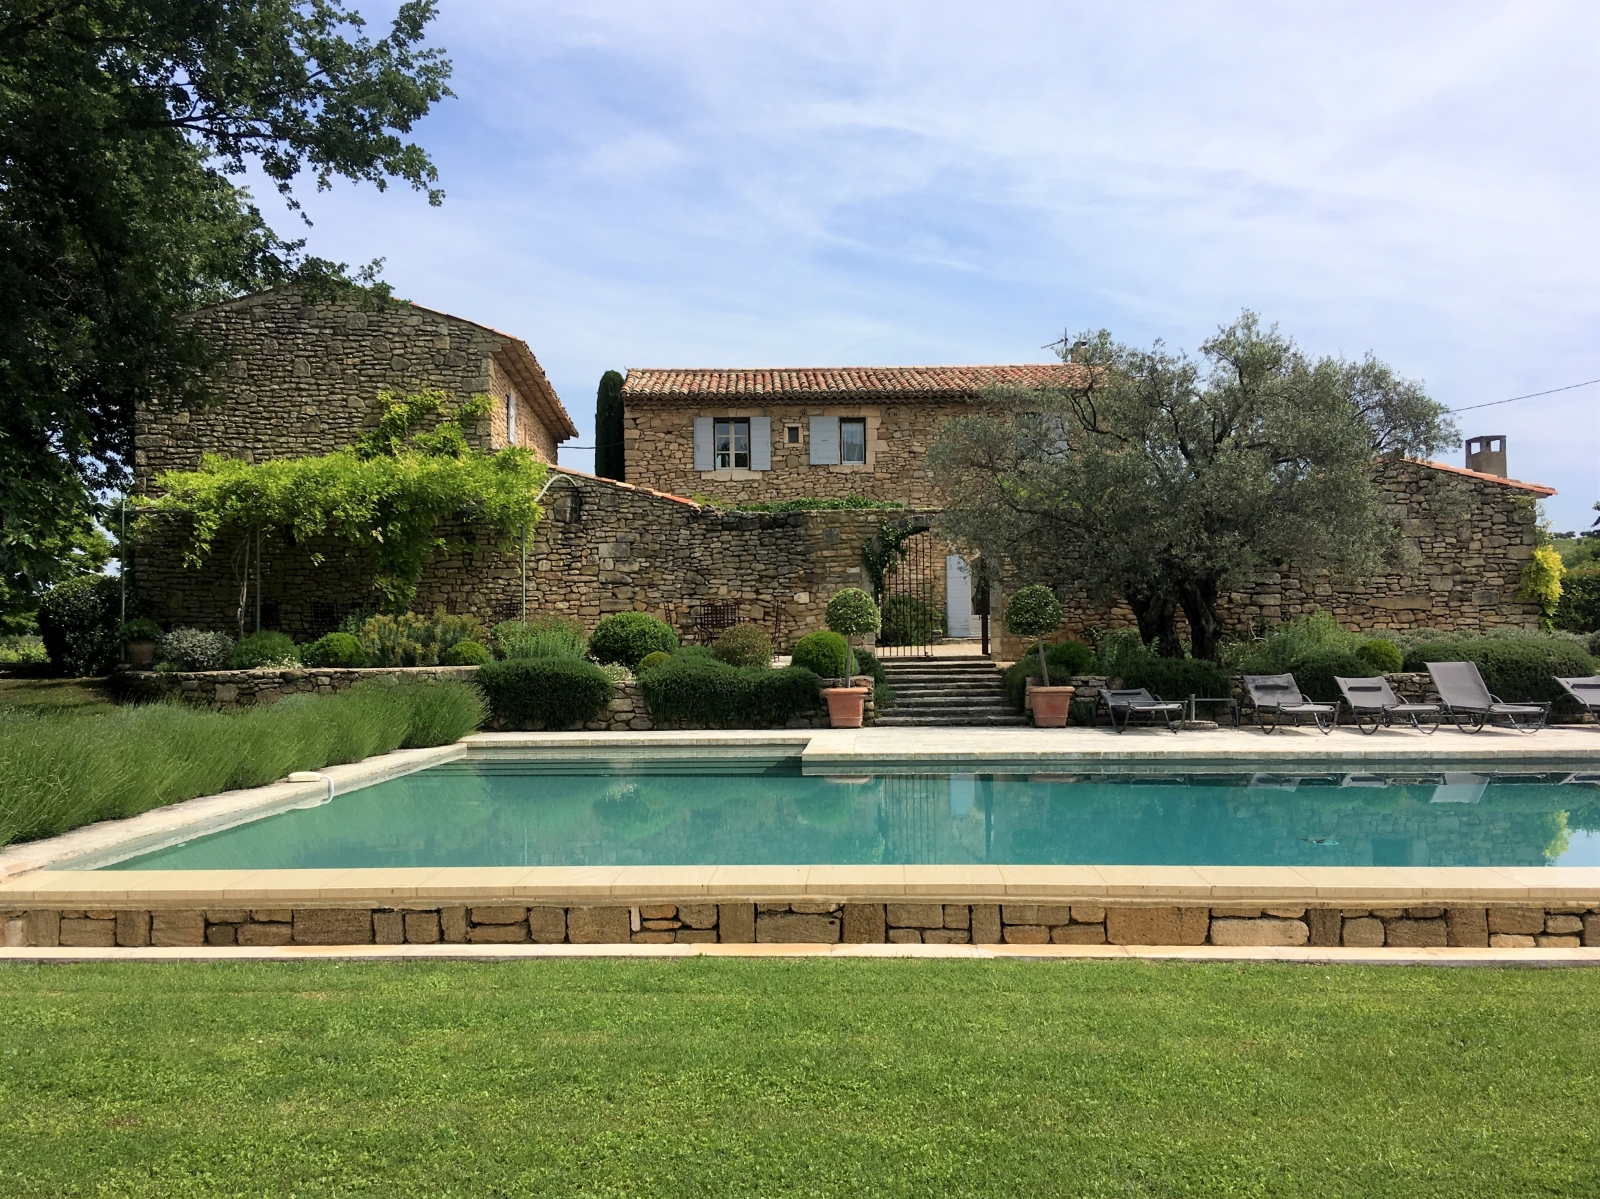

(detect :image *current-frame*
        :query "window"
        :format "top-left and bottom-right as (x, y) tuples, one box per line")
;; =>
(785, 424), (801, 445)
(505, 393), (516, 443)
(840, 417), (867, 464)
(714, 417), (750, 469)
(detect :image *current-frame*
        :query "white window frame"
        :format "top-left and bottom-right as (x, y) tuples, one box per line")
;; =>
(714, 417), (750, 470)
(839, 417), (867, 465)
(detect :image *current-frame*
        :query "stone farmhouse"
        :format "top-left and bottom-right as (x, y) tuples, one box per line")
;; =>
(128, 289), (1557, 656)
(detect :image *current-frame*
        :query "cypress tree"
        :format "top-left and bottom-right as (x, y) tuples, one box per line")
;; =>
(594, 370), (626, 480)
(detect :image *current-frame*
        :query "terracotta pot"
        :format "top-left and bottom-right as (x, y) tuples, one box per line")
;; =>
(126, 640), (156, 669)
(823, 686), (870, 729)
(1030, 685), (1076, 728)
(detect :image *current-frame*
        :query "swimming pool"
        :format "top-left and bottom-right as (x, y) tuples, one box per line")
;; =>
(105, 758), (1600, 871)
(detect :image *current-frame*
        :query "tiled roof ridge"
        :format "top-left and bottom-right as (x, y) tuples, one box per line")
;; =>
(1394, 457), (1557, 496)
(621, 363), (1082, 398)
(547, 465), (700, 508)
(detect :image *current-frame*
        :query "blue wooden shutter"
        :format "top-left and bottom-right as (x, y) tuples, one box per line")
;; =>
(809, 415), (839, 465)
(693, 417), (714, 471)
(749, 416), (771, 470)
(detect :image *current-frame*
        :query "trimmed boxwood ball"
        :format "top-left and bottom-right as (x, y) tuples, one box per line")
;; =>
(791, 631), (848, 678)
(589, 612), (678, 669)
(712, 623), (773, 669)
(824, 588), (881, 637)
(301, 632), (369, 668)
(441, 639), (490, 666)
(229, 630), (298, 670)
(476, 657), (615, 729)
(636, 650), (673, 674)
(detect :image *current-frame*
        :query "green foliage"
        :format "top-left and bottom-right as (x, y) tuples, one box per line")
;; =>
(791, 631), (849, 678)
(825, 588), (881, 638)
(357, 610), (483, 667)
(594, 370), (626, 481)
(1004, 586), (1062, 639)
(475, 658), (614, 730)
(1046, 640), (1096, 674)
(1402, 636), (1597, 705)
(1356, 638), (1404, 673)
(590, 612), (678, 670)
(144, 390), (544, 612)
(701, 494), (904, 514)
(230, 630), (299, 670)
(157, 628), (234, 672)
(1116, 655), (1232, 702)
(1003, 641), (1098, 710)
(639, 654), (820, 727)
(1, 500), (113, 638)
(879, 596), (945, 647)
(301, 632), (369, 669)
(117, 618), (163, 643)
(712, 624), (774, 669)
(933, 314), (1457, 660)
(492, 616), (587, 660)
(860, 521), (924, 600)
(1226, 612), (1367, 675)
(0, 636), (49, 665)
(1287, 649), (1374, 703)
(1, 1), (452, 602)
(441, 639), (490, 666)
(636, 651), (673, 674)
(1554, 571), (1600, 635)
(1517, 545), (1566, 630)
(36, 575), (123, 676)
(0, 680), (483, 846)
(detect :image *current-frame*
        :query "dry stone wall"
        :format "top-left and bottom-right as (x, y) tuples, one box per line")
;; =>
(9, 900), (1595, 949)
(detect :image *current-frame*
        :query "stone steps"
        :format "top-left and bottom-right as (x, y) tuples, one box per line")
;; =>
(876, 656), (1019, 726)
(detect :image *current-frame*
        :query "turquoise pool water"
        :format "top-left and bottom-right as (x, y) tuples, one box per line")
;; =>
(103, 758), (1600, 870)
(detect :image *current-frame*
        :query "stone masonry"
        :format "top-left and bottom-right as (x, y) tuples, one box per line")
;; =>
(8, 901), (1596, 949)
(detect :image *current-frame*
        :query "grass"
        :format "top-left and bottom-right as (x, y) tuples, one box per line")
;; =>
(0, 680), (485, 847)
(0, 675), (119, 716)
(0, 958), (1594, 1197)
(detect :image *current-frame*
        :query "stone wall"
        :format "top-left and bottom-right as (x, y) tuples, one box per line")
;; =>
(992, 458), (1546, 658)
(133, 286), (567, 488)
(9, 900), (1594, 949)
(623, 398), (970, 507)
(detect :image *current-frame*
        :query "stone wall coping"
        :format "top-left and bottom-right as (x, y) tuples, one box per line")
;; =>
(4, 863), (1597, 907)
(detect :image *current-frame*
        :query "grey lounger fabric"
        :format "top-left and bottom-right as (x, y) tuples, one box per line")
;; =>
(1334, 676), (1441, 735)
(1240, 674), (1335, 734)
(1426, 660), (1550, 733)
(1094, 687), (1184, 734)
(1556, 675), (1600, 716)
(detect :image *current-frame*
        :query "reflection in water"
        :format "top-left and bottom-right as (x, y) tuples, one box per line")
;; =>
(109, 763), (1600, 871)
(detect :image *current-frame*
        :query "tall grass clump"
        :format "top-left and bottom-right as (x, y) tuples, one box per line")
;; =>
(0, 680), (485, 847)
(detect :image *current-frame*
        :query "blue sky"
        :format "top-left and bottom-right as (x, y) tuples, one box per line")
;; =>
(259, 1), (1597, 528)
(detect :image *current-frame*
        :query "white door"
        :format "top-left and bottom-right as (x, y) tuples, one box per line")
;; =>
(945, 555), (972, 638)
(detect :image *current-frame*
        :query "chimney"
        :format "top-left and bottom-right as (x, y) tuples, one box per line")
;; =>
(1465, 435), (1507, 478)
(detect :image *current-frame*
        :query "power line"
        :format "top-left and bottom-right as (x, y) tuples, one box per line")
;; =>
(1450, 377), (1600, 413)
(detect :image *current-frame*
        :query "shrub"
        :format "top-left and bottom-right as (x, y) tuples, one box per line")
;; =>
(1287, 649), (1373, 703)
(37, 575), (122, 676)
(117, 618), (162, 643)
(476, 657), (614, 729)
(441, 639), (490, 666)
(1117, 655), (1232, 702)
(358, 610), (484, 667)
(712, 623), (773, 669)
(825, 588), (880, 681)
(1402, 636), (1597, 704)
(1554, 571), (1600, 634)
(879, 595), (944, 647)
(301, 632), (370, 668)
(1355, 638), (1403, 674)
(636, 651), (673, 674)
(1227, 611), (1365, 675)
(791, 630), (848, 678)
(0, 636), (48, 665)
(157, 627), (234, 672)
(492, 616), (587, 660)
(230, 630), (299, 670)
(639, 653), (820, 727)
(1046, 639), (1095, 674)
(0, 680), (484, 847)
(1005, 585), (1063, 682)
(1002, 641), (1099, 710)
(589, 612), (678, 669)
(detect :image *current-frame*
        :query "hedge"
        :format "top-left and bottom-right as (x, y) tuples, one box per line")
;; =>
(475, 657), (615, 729)
(640, 653), (820, 727)
(1287, 649), (1373, 703)
(1401, 637), (1597, 705)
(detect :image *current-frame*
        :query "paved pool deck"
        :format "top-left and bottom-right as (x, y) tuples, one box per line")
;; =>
(3, 723), (1598, 918)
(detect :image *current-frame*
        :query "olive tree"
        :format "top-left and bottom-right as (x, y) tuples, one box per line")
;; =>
(931, 313), (1456, 661)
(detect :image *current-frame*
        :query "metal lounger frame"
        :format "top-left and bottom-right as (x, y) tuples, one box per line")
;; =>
(1555, 676), (1600, 721)
(1239, 674), (1336, 735)
(1333, 676), (1442, 736)
(1094, 688), (1184, 734)
(1425, 661), (1551, 734)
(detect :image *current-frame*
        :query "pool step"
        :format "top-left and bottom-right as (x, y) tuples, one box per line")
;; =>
(876, 656), (1024, 726)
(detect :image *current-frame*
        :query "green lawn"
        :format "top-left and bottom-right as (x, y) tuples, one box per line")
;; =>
(0, 675), (118, 716)
(0, 960), (1595, 1197)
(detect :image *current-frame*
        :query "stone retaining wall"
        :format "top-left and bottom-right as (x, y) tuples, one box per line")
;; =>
(7, 901), (1595, 949)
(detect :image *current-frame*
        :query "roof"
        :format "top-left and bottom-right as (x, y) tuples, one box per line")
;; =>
(1405, 458), (1557, 497)
(621, 364), (1083, 401)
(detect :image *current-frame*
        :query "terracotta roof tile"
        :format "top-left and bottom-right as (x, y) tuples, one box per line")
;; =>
(621, 364), (1082, 401)
(1403, 458), (1557, 496)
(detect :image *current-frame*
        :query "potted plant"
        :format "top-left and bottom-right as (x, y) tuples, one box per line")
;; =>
(117, 618), (163, 669)
(1005, 585), (1074, 727)
(821, 587), (880, 728)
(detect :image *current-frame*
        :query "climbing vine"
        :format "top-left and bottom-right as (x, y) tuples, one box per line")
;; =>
(860, 518), (925, 602)
(141, 390), (546, 612)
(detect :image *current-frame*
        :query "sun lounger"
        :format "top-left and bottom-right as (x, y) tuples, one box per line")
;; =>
(1240, 674), (1336, 734)
(1094, 688), (1184, 733)
(1555, 676), (1600, 720)
(1426, 660), (1550, 733)
(1334, 675), (1442, 735)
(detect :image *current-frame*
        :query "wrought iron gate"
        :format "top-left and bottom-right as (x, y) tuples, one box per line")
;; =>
(876, 527), (942, 659)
